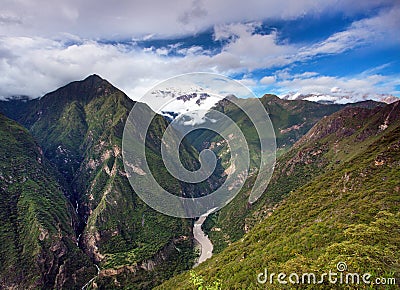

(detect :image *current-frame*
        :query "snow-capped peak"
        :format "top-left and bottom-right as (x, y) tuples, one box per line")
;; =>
(281, 92), (398, 104)
(145, 86), (223, 125)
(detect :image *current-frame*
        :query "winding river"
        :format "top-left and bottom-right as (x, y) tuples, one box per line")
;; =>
(193, 208), (215, 266)
(81, 209), (215, 288)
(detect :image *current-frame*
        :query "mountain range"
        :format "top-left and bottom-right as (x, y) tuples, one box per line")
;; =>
(0, 75), (398, 289)
(282, 92), (398, 105)
(159, 96), (400, 290)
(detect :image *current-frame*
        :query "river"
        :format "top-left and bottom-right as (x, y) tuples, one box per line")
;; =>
(81, 208), (215, 288)
(193, 208), (216, 266)
(82, 264), (100, 290)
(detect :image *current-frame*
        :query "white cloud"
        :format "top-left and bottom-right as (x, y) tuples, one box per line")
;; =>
(0, 1), (398, 100)
(278, 74), (385, 94)
(296, 5), (400, 60)
(274, 70), (399, 103)
(214, 23), (295, 70)
(238, 78), (257, 87)
(260, 76), (276, 85)
(0, 25), (294, 99)
(177, 45), (205, 56)
(0, 0), (395, 39)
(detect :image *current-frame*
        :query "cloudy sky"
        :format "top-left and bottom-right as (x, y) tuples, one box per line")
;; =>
(0, 0), (399, 102)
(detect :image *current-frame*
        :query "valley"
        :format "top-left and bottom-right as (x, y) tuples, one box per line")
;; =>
(0, 75), (398, 289)
(158, 99), (400, 289)
(1, 1), (399, 289)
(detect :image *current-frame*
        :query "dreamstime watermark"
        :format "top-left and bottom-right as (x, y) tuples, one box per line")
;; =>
(257, 262), (396, 286)
(122, 73), (276, 218)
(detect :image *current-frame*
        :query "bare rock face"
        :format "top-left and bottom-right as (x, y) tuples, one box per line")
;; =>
(83, 230), (105, 263)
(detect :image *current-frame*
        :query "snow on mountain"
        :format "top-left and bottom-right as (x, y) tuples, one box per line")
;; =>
(153, 90), (220, 118)
(281, 92), (399, 104)
(143, 85), (224, 125)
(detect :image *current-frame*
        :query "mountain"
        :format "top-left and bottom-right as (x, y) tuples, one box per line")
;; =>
(0, 75), (200, 289)
(189, 94), (384, 157)
(1, 74), (397, 289)
(245, 100), (399, 229)
(195, 95), (384, 252)
(0, 113), (96, 288)
(158, 100), (400, 289)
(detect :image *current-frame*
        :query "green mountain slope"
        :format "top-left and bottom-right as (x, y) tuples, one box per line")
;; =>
(0, 75), (199, 289)
(244, 101), (398, 230)
(200, 95), (384, 252)
(158, 101), (400, 289)
(0, 113), (96, 289)
(190, 95), (348, 250)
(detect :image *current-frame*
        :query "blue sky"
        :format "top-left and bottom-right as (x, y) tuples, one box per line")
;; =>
(0, 0), (399, 103)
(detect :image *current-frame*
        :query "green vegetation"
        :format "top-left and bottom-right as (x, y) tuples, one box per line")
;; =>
(0, 74), (394, 289)
(0, 114), (96, 288)
(199, 95), (354, 251)
(204, 98), (388, 252)
(190, 270), (222, 290)
(0, 75), (200, 289)
(158, 101), (400, 289)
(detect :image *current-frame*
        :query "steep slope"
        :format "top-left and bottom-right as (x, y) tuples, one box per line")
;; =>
(0, 75), (198, 289)
(0, 113), (96, 289)
(188, 95), (347, 249)
(246, 101), (398, 228)
(158, 101), (400, 289)
(201, 95), (384, 251)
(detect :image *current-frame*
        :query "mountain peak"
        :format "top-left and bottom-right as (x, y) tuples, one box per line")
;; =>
(261, 94), (282, 103)
(260, 94), (285, 106)
(78, 74), (109, 88)
(38, 74), (119, 106)
(83, 74), (104, 82)
(262, 94), (280, 100)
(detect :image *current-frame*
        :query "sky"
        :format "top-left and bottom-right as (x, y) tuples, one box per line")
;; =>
(0, 0), (399, 103)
